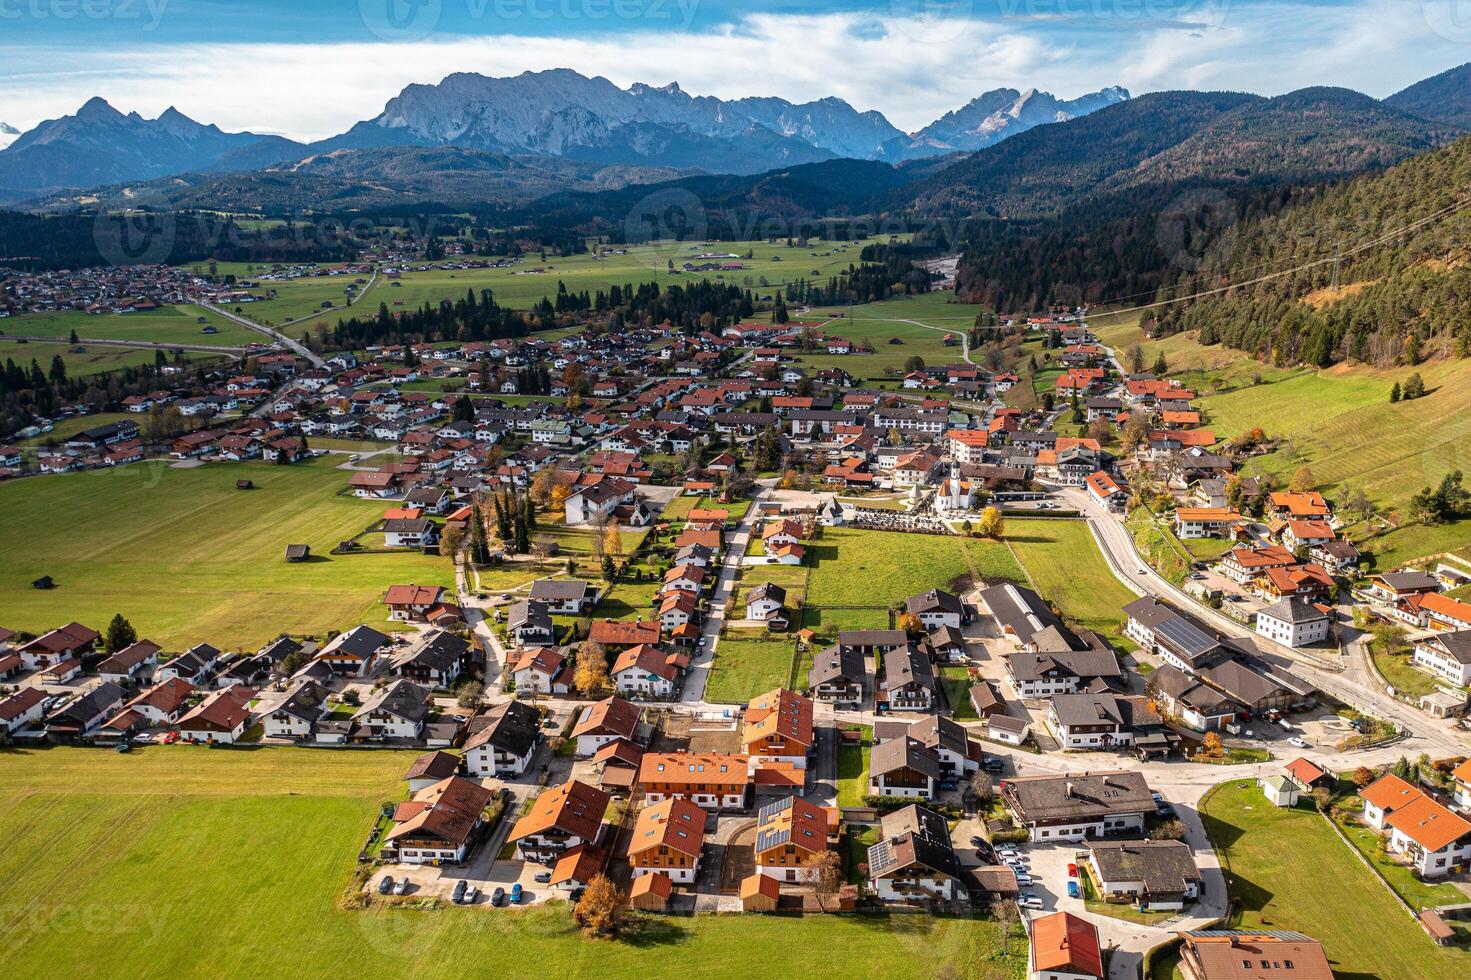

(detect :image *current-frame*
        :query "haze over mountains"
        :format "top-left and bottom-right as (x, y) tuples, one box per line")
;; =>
(0, 68), (1130, 201)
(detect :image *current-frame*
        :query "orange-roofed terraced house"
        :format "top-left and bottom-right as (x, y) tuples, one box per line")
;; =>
(1029, 910), (1103, 979)
(508, 779), (610, 864)
(754, 795), (831, 884)
(742, 688), (814, 772)
(628, 796), (707, 884)
(639, 752), (751, 810)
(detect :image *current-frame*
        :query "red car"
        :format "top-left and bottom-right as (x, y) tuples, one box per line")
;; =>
(161, 731), (180, 745)
(1067, 863), (1079, 878)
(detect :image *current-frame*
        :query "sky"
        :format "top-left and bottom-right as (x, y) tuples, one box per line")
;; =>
(1, 0), (1469, 140)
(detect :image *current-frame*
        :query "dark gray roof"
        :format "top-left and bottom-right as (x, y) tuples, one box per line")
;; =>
(1259, 596), (1330, 625)
(1004, 770), (1155, 824)
(838, 629), (908, 650)
(392, 630), (470, 673)
(324, 625), (391, 659)
(907, 589), (963, 617)
(509, 600), (553, 634)
(870, 735), (942, 780)
(749, 582), (786, 605)
(1087, 840), (1201, 895)
(1008, 649), (1122, 684)
(1422, 630), (1471, 665)
(464, 700), (541, 757)
(868, 804), (962, 883)
(808, 645), (866, 688)
(981, 583), (1086, 651)
(353, 679), (428, 723)
(528, 579), (597, 602)
(884, 645), (936, 694)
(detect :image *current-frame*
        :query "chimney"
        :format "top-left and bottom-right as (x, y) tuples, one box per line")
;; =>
(1065, 781), (1074, 799)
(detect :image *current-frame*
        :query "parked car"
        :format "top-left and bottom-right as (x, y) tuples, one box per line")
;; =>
(378, 876), (394, 896)
(510, 883), (523, 904)
(969, 836), (985, 848)
(1289, 736), (1310, 749)
(1014, 873), (1034, 886)
(452, 879), (467, 903)
(1067, 863), (1079, 877)
(983, 758), (1004, 774)
(491, 887), (506, 907)
(1067, 880), (1081, 899)
(393, 877), (410, 896)
(1018, 896), (1044, 910)
(534, 871), (552, 883)
(464, 886), (479, 905)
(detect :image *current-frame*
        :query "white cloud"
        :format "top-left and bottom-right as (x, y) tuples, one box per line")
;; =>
(0, 4), (1466, 139)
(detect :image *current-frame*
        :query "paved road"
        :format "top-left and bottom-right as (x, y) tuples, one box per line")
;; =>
(198, 301), (327, 368)
(0, 334), (250, 356)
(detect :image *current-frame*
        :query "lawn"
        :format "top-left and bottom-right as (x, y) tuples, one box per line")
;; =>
(0, 457), (453, 648)
(1331, 806), (1468, 912)
(0, 747), (1021, 979)
(1126, 508), (1194, 587)
(837, 725), (874, 808)
(224, 275), (372, 327)
(939, 665), (978, 721)
(1199, 779), (1470, 978)
(704, 633), (798, 704)
(4, 305), (258, 346)
(1079, 866), (1176, 926)
(0, 338), (224, 378)
(1372, 649), (1444, 698)
(805, 528), (1025, 612)
(1005, 519), (1137, 640)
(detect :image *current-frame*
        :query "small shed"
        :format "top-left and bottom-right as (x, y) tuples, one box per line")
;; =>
(629, 871), (673, 911)
(284, 544), (311, 563)
(1259, 774), (1300, 808)
(236, 479), (254, 490)
(31, 575), (54, 590)
(740, 873), (781, 912)
(1418, 910), (1455, 946)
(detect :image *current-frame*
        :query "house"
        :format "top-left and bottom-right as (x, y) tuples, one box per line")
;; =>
(807, 645), (867, 704)
(1085, 840), (1201, 911)
(508, 646), (570, 695)
(657, 590), (700, 632)
(351, 679), (429, 740)
(1452, 759), (1471, 809)
(1259, 774), (1300, 807)
(1359, 773), (1471, 878)
(118, 677), (195, 727)
(508, 601), (556, 648)
(383, 776), (494, 865)
(176, 686), (255, 744)
(928, 625), (967, 663)
(156, 643), (220, 685)
(387, 630), (470, 687)
(612, 644), (680, 701)
(1006, 649), (1123, 699)
(1176, 930), (1332, 980)
(628, 796), (706, 884)
(1365, 570), (1442, 604)
(740, 873), (782, 911)
(384, 584), (446, 621)
(981, 584), (1089, 654)
(868, 804), (968, 902)
(837, 629), (908, 656)
(548, 842), (608, 892)
(528, 579), (600, 615)
(1029, 912), (1103, 980)
(754, 796), (831, 884)
(0, 687), (49, 734)
(404, 750), (462, 793)
(508, 780), (610, 863)
(1412, 631), (1471, 688)
(589, 619), (662, 649)
(217, 653), (274, 692)
(869, 736), (941, 800)
(1418, 592), (1471, 632)
(383, 518), (438, 548)
(1283, 757), (1335, 794)
(317, 625), (391, 676)
(1173, 507), (1242, 540)
(742, 688), (814, 770)
(898, 714), (984, 780)
(18, 621), (99, 670)
(1255, 597), (1332, 648)
(564, 479), (635, 526)
(761, 518), (804, 554)
(463, 700), (542, 777)
(987, 713), (1031, 746)
(1003, 770), (1156, 842)
(1123, 598), (1223, 673)
(884, 644), (938, 711)
(263, 680), (329, 739)
(571, 695), (641, 757)
(1046, 693), (1158, 750)
(746, 583), (787, 623)
(638, 752), (751, 810)
(906, 589), (966, 630)
(96, 639), (161, 684)
(45, 682), (125, 739)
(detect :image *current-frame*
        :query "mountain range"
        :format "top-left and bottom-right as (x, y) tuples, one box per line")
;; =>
(0, 69), (1129, 201)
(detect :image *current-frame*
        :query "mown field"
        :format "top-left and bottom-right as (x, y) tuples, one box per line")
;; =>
(0, 457), (452, 649)
(1005, 519), (1138, 642)
(4, 305), (258, 347)
(790, 293), (982, 380)
(1198, 779), (1469, 979)
(0, 338), (224, 378)
(1096, 319), (1471, 567)
(220, 274), (375, 327)
(0, 747), (1019, 979)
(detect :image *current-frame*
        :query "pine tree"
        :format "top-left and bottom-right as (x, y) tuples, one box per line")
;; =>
(469, 506), (491, 564)
(1389, 381), (1401, 403)
(105, 613), (137, 653)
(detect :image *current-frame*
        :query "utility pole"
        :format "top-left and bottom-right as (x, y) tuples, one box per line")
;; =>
(1330, 243), (1342, 291)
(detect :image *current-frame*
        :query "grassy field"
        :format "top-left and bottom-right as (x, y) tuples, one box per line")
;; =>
(0, 338), (224, 378)
(1005, 519), (1137, 641)
(705, 632), (798, 704)
(14, 411), (137, 448)
(224, 275), (375, 327)
(837, 726), (873, 808)
(805, 528), (1025, 615)
(3, 305), (258, 346)
(374, 240), (870, 315)
(1199, 779), (1470, 978)
(0, 457), (452, 649)
(939, 665), (978, 720)
(0, 746), (1020, 979)
(790, 293), (981, 380)
(1095, 319), (1471, 567)
(1331, 805), (1467, 913)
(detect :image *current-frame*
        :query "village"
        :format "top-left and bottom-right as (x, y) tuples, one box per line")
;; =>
(3, 279), (1471, 980)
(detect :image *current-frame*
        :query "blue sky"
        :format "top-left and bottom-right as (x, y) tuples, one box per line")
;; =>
(2, 0), (1468, 139)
